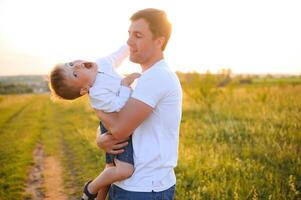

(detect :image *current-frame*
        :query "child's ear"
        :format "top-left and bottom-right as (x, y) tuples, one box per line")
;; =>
(80, 87), (89, 95)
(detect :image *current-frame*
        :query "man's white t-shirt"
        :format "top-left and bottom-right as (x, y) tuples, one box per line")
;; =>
(114, 59), (182, 192)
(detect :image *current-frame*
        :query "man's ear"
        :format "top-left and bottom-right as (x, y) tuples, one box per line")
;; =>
(80, 87), (89, 95)
(155, 36), (165, 49)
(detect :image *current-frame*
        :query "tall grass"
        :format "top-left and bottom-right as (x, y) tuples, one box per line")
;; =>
(178, 81), (301, 199)
(0, 79), (300, 199)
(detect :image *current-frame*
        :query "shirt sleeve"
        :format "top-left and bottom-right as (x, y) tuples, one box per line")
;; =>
(131, 75), (166, 108)
(105, 45), (129, 69)
(95, 45), (129, 73)
(90, 86), (131, 112)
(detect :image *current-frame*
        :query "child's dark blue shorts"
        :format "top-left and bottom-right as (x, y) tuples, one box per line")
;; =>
(99, 121), (134, 166)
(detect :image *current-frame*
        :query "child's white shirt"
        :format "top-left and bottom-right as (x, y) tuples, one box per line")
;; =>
(89, 46), (131, 112)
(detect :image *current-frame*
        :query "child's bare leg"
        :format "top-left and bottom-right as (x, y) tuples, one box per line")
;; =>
(89, 159), (134, 195)
(95, 187), (108, 200)
(94, 164), (113, 200)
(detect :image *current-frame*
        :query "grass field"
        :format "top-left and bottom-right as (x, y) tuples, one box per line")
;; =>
(0, 81), (300, 199)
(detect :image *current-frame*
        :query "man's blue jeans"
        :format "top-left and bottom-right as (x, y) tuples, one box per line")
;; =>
(108, 184), (176, 200)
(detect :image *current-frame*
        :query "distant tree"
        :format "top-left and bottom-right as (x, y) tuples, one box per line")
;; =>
(0, 82), (33, 94)
(217, 68), (232, 87)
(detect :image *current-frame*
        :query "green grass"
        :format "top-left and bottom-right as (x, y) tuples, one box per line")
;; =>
(177, 85), (301, 199)
(0, 95), (46, 198)
(0, 83), (300, 199)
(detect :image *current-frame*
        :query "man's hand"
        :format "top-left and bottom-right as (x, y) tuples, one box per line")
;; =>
(121, 72), (141, 87)
(96, 127), (129, 154)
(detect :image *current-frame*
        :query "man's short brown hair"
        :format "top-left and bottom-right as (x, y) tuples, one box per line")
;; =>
(49, 64), (81, 100)
(130, 8), (172, 51)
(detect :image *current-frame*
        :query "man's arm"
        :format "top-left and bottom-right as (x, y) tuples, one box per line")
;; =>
(95, 97), (153, 140)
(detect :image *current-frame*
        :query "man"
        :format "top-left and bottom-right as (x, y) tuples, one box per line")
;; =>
(95, 8), (182, 200)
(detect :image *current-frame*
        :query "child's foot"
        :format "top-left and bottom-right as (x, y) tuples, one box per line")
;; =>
(81, 180), (98, 200)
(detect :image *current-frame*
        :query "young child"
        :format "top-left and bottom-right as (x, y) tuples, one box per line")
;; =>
(49, 46), (139, 200)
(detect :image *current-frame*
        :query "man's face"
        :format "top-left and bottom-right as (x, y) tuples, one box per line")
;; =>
(127, 18), (160, 66)
(63, 60), (97, 91)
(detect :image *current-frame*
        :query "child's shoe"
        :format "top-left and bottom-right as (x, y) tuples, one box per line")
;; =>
(81, 180), (98, 200)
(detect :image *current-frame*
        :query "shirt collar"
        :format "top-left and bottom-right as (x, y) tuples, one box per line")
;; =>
(142, 59), (166, 74)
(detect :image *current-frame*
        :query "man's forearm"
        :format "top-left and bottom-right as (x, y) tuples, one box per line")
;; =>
(95, 110), (128, 140)
(95, 110), (117, 130)
(95, 98), (153, 140)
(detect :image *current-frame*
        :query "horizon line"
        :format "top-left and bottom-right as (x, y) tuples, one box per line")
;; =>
(1, 72), (301, 77)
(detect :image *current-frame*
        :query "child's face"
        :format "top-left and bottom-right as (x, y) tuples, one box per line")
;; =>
(64, 60), (98, 93)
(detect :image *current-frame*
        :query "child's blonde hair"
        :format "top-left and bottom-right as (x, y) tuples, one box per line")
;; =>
(49, 64), (81, 100)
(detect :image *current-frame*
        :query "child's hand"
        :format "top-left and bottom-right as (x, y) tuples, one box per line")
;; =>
(121, 72), (141, 86)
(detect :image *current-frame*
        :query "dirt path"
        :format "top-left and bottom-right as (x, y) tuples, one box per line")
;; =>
(44, 156), (68, 200)
(24, 144), (45, 199)
(25, 144), (68, 200)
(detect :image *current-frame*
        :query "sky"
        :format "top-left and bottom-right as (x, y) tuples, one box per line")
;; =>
(0, 0), (301, 76)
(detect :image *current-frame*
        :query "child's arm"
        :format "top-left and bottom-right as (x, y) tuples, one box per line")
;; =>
(105, 45), (129, 68)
